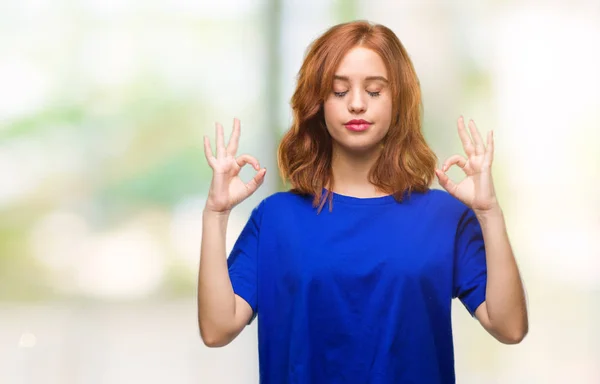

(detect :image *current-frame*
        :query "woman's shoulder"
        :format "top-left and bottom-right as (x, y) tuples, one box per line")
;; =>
(416, 188), (472, 217)
(252, 190), (313, 214)
(421, 187), (460, 204)
(262, 190), (311, 206)
(243, 190), (314, 229)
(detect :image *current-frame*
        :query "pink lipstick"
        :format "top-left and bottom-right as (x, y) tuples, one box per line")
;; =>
(344, 119), (372, 132)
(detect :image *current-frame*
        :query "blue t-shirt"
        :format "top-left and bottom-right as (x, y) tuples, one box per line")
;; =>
(227, 188), (487, 384)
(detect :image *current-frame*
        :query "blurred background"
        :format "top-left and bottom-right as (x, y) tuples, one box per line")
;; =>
(1, 0), (599, 383)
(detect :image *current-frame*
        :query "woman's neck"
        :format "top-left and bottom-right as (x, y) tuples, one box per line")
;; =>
(329, 144), (387, 198)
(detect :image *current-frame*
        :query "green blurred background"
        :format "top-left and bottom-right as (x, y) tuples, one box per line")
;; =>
(1, 0), (599, 383)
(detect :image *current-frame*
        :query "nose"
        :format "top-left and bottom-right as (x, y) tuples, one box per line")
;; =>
(348, 89), (366, 114)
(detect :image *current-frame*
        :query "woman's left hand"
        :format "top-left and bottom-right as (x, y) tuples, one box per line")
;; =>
(435, 116), (499, 214)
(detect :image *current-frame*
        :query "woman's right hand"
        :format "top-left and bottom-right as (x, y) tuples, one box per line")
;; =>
(203, 118), (267, 214)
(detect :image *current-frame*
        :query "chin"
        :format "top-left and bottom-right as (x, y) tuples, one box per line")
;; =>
(336, 140), (382, 154)
(330, 129), (386, 153)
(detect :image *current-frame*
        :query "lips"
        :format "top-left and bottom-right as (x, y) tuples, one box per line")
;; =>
(344, 119), (372, 132)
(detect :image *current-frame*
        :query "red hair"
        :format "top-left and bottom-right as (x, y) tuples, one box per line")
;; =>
(277, 20), (437, 211)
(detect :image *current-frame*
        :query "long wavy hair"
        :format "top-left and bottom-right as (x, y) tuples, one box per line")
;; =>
(277, 20), (437, 212)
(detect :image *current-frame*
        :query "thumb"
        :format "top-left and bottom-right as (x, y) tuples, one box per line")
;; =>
(435, 169), (457, 194)
(244, 168), (267, 196)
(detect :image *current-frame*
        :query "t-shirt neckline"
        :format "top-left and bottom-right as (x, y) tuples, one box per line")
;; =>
(324, 189), (398, 206)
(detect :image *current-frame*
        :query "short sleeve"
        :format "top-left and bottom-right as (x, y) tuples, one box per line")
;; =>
(452, 208), (488, 317)
(227, 201), (263, 324)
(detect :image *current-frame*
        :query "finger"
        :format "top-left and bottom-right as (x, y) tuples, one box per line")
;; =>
(442, 154), (468, 173)
(216, 122), (226, 158)
(483, 130), (494, 168)
(457, 116), (474, 157)
(236, 154), (260, 170)
(468, 119), (485, 155)
(227, 118), (241, 156)
(435, 169), (458, 194)
(203, 136), (216, 167)
(245, 168), (267, 195)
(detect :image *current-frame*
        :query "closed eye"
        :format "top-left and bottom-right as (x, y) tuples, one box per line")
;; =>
(333, 91), (381, 98)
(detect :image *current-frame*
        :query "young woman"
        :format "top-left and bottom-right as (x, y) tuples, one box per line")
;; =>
(198, 20), (528, 383)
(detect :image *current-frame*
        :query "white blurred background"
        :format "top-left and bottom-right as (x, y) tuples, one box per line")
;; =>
(0, 0), (599, 383)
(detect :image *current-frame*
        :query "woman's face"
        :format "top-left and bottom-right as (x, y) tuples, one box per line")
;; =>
(323, 46), (393, 155)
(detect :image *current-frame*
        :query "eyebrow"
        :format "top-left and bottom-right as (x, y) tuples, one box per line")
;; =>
(333, 75), (389, 84)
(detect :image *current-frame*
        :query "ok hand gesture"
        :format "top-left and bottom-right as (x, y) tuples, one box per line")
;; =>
(435, 116), (499, 215)
(204, 118), (267, 214)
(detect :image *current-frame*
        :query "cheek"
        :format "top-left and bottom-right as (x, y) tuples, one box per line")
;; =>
(323, 99), (343, 126)
(323, 98), (338, 115)
(374, 99), (393, 122)
(374, 100), (393, 137)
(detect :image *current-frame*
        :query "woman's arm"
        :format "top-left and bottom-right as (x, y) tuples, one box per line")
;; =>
(198, 210), (253, 348)
(198, 119), (266, 347)
(436, 116), (528, 344)
(474, 206), (528, 344)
